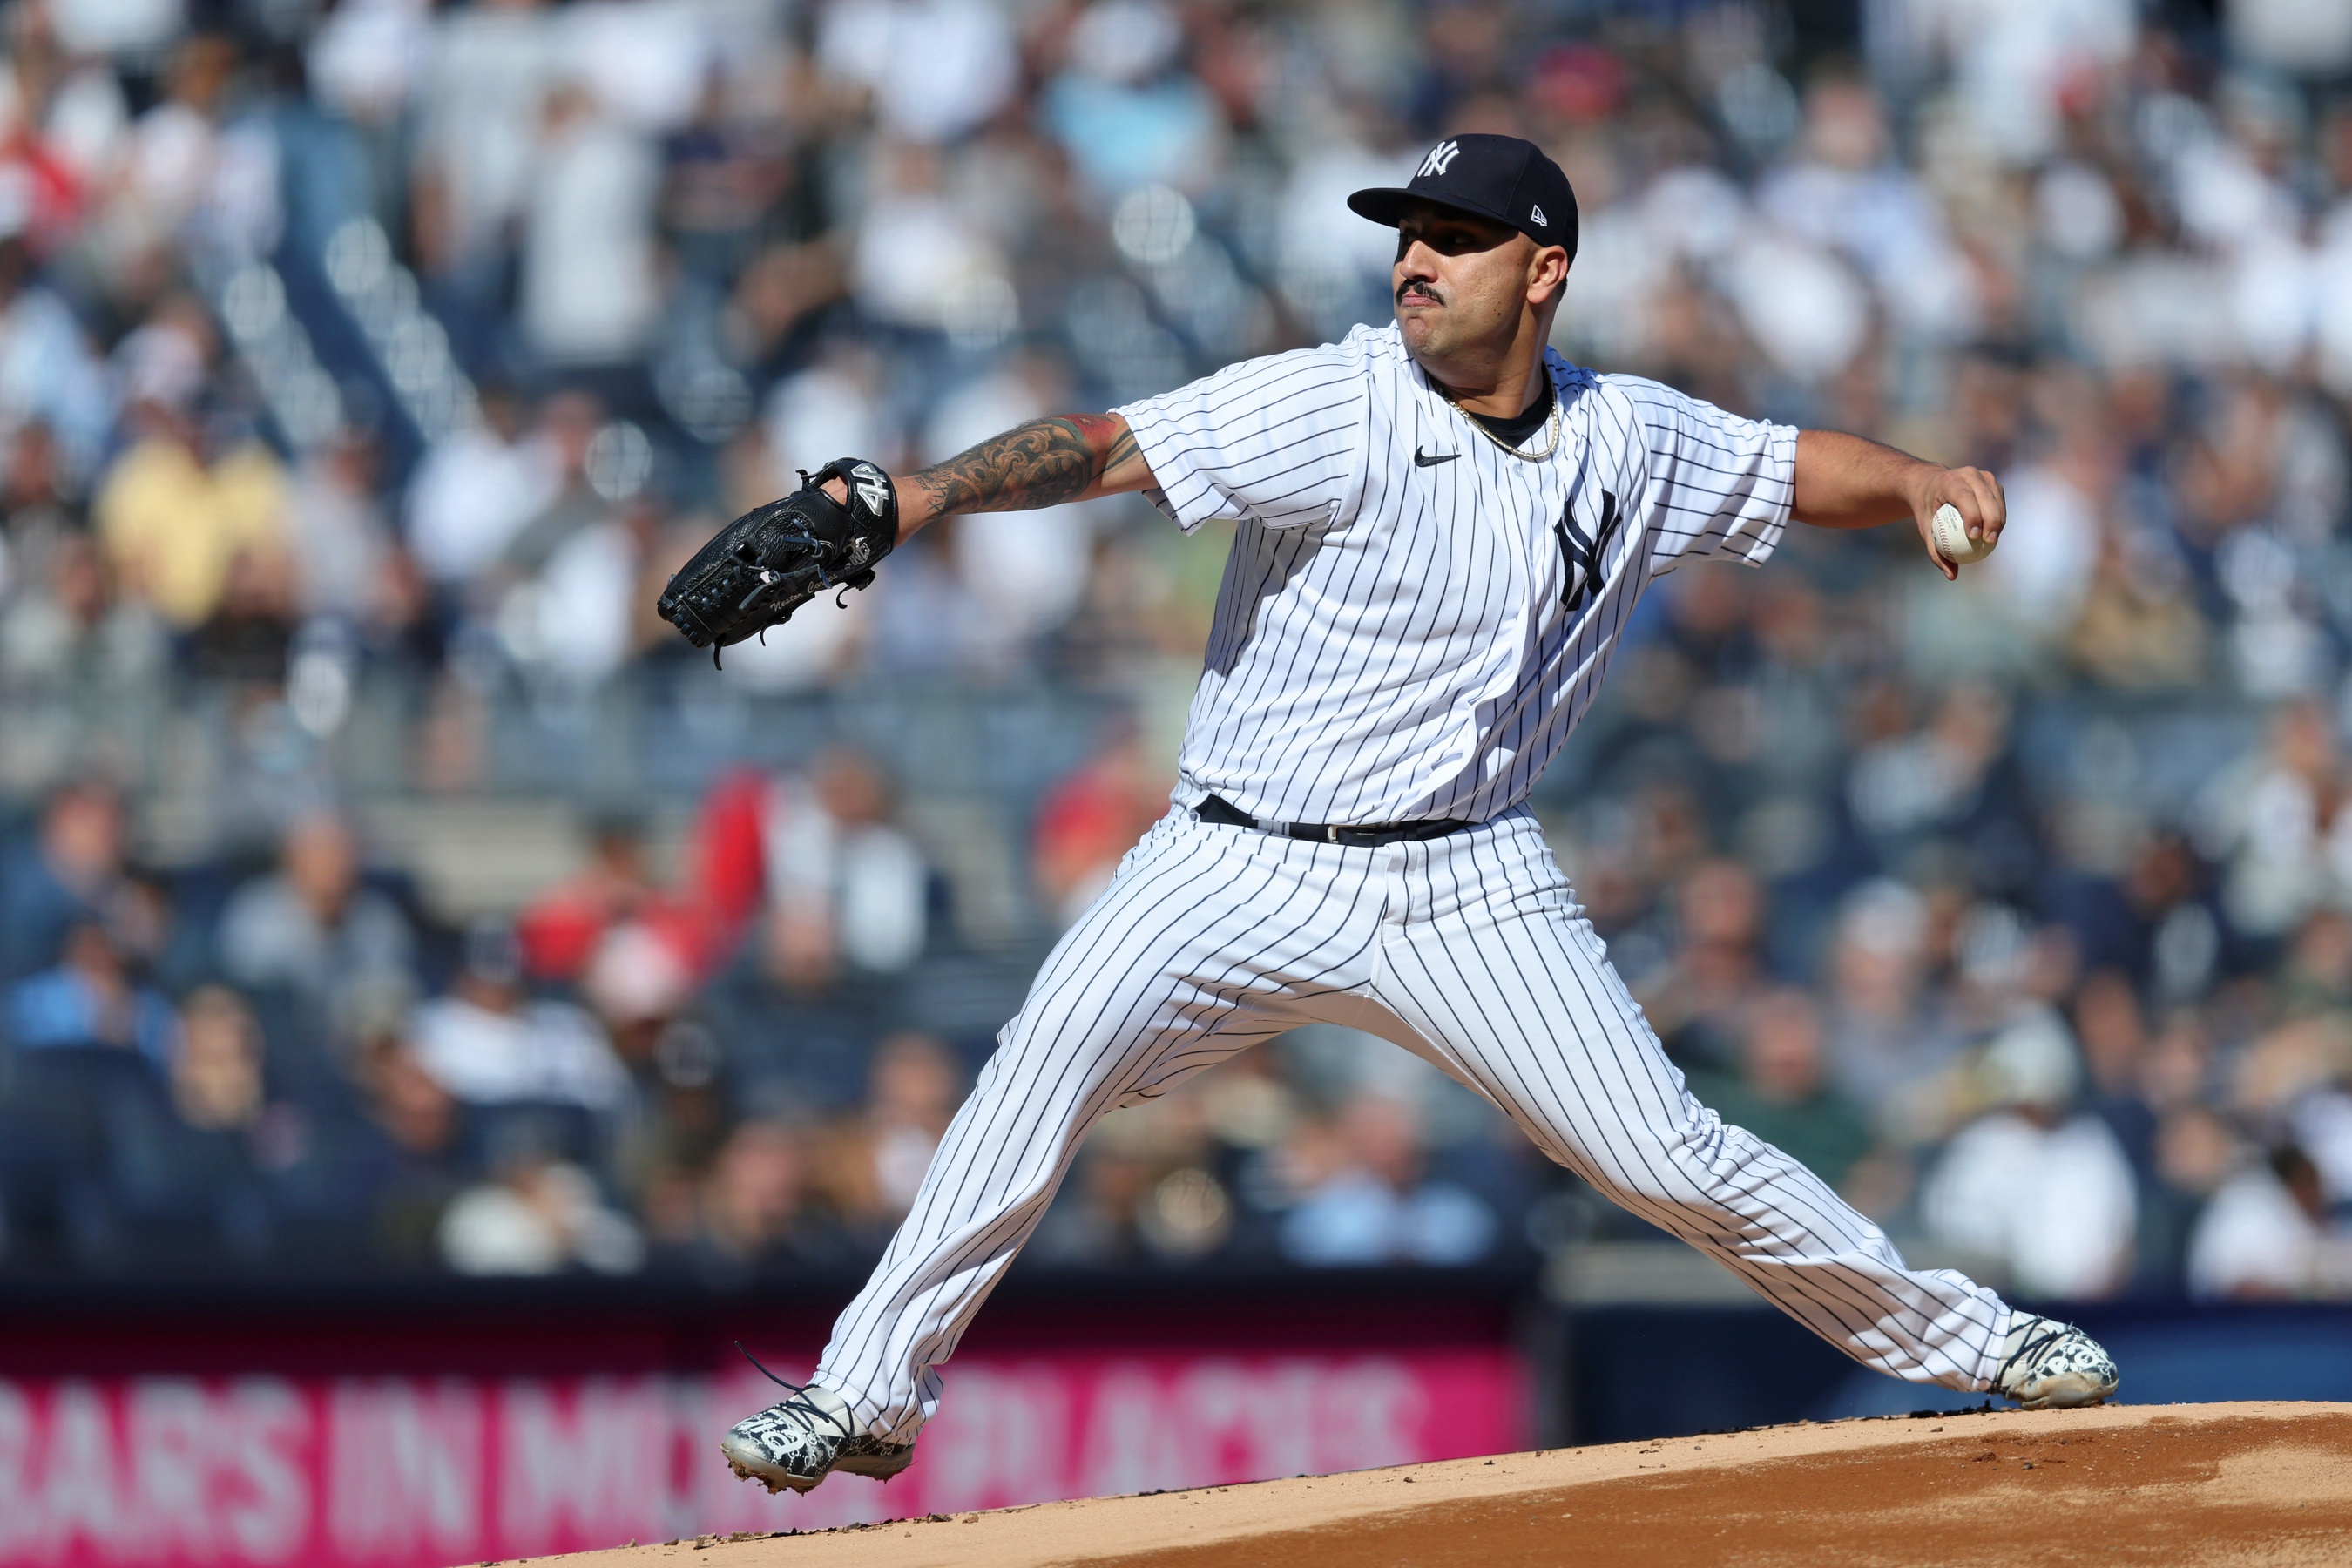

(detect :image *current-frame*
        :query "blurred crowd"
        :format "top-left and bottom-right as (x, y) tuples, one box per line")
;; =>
(0, 748), (1533, 1278)
(0, 0), (2349, 1301)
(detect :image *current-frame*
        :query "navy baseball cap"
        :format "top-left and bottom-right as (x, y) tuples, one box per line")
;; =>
(1348, 133), (1579, 261)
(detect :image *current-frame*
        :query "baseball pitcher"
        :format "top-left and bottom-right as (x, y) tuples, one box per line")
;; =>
(659, 133), (2119, 1496)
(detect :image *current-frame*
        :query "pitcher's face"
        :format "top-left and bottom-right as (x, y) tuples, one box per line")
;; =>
(1390, 199), (1563, 364)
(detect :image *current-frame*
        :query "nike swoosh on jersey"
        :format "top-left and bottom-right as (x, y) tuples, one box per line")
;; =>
(1413, 446), (1460, 467)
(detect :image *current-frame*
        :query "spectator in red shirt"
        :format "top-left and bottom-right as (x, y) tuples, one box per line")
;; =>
(1032, 715), (1168, 929)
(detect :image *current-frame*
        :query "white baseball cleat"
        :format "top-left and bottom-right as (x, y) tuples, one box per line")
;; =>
(720, 1365), (914, 1494)
(1990, 1314), (2119, 1409)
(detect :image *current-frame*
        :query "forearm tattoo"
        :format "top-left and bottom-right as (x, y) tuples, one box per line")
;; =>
(911, 414), (1135, 516)
(1099, 420), (1141, 476)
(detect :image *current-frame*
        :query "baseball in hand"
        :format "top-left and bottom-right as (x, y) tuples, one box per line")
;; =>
(1930, 502), (1994, 567)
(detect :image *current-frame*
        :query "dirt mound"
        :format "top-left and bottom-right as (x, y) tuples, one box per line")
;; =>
(567, 1402), (2352, 1567)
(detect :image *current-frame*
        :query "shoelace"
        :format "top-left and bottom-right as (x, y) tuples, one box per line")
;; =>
(734, 1342), (854, 1447)
(1994, 1321), (2072, 1390)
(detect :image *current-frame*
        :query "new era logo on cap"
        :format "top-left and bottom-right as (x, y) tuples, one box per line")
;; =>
(1347, 132), (1579, 261)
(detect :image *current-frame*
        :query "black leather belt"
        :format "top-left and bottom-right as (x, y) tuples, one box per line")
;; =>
(1193, 794), (1473, 848)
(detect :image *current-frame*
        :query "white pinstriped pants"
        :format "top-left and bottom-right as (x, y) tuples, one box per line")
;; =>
(815, 808), (2011, 1439)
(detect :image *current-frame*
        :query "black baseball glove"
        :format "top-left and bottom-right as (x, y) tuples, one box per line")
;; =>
(657, 458), (898, 665)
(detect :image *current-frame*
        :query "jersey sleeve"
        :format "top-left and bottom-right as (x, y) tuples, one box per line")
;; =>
(1113, 338), (1370, 534)
(1611, 376), (1796, 575)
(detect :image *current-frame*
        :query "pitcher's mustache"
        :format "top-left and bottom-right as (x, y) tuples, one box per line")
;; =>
(1397, 280), (1442, 305)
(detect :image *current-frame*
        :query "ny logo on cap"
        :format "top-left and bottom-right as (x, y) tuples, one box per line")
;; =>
(1416, 139), (1463, 179)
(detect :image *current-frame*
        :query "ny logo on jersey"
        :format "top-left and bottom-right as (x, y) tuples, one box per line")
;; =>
(1416, 139), (1463, 179)
(1553, 487), (1621, 614)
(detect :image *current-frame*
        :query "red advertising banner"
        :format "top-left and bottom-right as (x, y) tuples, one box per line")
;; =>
(0, 1349), (1526, 1565)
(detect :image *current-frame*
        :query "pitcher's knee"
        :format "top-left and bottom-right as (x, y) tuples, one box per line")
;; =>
(1581, 1103), (1760, 1213)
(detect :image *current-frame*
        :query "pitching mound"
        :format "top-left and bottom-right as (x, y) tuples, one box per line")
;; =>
(567, 1401), (2350, 1567)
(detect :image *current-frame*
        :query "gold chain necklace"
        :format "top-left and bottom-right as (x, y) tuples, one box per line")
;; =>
(1436, 381), (1562, 462)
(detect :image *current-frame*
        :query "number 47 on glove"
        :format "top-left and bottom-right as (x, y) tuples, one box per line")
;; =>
(656, 458), (899, 666)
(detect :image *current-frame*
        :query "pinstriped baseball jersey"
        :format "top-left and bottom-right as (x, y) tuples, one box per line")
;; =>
(1114, 321), (1795, 827)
